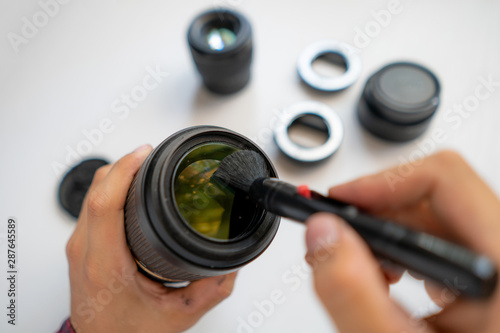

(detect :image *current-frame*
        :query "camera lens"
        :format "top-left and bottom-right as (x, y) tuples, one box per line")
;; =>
(173, 143), (260, 241)
(187, 9), (253, 94)
(124, 126), (279, 283)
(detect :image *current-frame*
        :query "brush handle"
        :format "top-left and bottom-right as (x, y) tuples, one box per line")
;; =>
(250, 178), (498, 298)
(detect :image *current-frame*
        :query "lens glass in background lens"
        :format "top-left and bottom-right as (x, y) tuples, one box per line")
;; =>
(206, 27), (236, 51)
(174, 143), (259, 241)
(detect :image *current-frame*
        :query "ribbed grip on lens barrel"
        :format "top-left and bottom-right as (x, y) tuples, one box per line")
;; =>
(124, 175), (205, 282)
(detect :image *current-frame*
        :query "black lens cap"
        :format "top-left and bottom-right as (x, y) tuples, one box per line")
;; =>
(358, 62), (440, 141)
(58, 159), (109, 218)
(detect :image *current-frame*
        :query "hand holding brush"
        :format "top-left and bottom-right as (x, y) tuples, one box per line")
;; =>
(212, 150), (498, 299)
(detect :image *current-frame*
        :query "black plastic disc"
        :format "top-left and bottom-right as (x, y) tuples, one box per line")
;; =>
(58, 159), (109, 218)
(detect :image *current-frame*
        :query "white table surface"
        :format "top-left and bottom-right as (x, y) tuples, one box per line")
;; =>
(1, 0), (500, 332)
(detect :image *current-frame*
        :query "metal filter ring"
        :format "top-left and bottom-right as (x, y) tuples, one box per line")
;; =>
(297, 40), (362, 91)
(274, 101), (344, 162)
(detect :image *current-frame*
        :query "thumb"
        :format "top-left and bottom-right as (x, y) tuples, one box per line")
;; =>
(305, 213), (422, 333)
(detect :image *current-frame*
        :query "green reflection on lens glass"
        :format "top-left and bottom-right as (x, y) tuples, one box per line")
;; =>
(206, 28), (237, 51)
(174, 143), (257, 241)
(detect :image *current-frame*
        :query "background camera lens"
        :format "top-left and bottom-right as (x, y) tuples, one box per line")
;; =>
(188, 9), (253, 94)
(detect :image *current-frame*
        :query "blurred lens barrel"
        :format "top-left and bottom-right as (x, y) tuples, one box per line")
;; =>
(124, 126), (279, 283)
(187, 9), (253, 94)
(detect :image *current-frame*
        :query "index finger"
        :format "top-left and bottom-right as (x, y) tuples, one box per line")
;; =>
(86, 145), (152, 263)
(329, 151), (500, 257)
(66, 164), (113, 262)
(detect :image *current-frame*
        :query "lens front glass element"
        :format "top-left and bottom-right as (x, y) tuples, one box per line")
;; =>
(173, 143), (260, 241)
(206, 26), (237, 51)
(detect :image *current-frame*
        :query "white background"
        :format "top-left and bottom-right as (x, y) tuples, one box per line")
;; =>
(1, 0), (500, 332)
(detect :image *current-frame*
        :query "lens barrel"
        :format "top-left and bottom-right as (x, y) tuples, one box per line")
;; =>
(187, 9), (253, 94)
(124, 126), (279, 283)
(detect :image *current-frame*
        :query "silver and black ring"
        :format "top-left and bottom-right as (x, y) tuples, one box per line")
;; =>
(297, 40), (362, 92)
(274, 101), (344, 163)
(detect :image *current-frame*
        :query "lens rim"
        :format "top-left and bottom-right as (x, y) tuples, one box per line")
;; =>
(140, 126), (279, 275)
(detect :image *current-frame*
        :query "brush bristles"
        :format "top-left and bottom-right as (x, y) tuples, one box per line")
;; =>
(213, 150), (268, 193)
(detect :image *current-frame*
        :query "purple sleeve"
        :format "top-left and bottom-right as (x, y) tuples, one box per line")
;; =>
(57, 318), (76, 333)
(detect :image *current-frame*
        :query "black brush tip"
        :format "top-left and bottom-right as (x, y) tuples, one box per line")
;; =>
(212, 150), (269, 193)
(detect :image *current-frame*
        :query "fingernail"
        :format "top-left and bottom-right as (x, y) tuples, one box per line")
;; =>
(306, 214), (341, 255)
(133, 144), (151, 153)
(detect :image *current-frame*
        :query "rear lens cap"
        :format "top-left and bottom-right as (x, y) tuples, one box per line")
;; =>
(58, 159), (109, 218)
(358, 62), (440, 141)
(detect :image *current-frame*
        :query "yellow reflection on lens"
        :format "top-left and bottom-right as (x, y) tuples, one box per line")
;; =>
(174, 143), (255, 241)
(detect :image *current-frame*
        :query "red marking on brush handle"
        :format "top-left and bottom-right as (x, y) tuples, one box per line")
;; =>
(297, 185), (311, 199)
